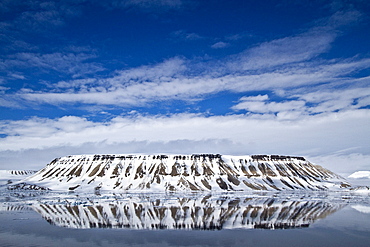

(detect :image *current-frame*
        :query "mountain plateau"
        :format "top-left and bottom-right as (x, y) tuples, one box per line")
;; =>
(7, 154), (353, 192)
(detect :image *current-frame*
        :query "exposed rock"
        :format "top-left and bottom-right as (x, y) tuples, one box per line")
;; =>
(10, 154), (350, 192)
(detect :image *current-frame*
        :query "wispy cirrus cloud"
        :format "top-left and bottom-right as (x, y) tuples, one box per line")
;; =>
(232, 85), (370, 119)
(0, 53), (104, 91)
(232, 95), (306, 115)
(2, 52), (104, 78)
(10, 10), (368, 109)
(228, 10), (362, 71)
(170, 30), (205, 41)
(103, 0), (187, 11)
(17, 55), (370, 109)
(0, 0), (103, 85)
(230, 32), (335, 71)
(211, 41), (230, 49)
(0, 0), (82, 37)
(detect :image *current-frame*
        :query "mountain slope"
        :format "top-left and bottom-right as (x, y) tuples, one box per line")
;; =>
(9, 154), (350, 192)
(349, 171), (370, 179)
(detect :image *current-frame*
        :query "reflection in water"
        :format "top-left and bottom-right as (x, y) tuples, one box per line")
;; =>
(27, 195), (343, 230)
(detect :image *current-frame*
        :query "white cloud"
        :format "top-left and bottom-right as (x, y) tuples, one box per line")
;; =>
(296, 86), (370, 113)
(297, 86), (370, 104)
(0, 9), (365, 109)
(228, 10), (362, 72)
(230, 84), (370, 120)
(233, 32), (335, 71)
(113, 57), (186, 84)
(357, 95), (370, 108)
(3, 52), (104, 78)
(0, 0), (82, 35)
(225, 32), (254, 41)
(103, 0), (186, 12)
(0, 109), (369, 173)
(239, 95), (269, 101)
(0, 139), (238, 170)
(11, 7), (370, 108)
(171, 30), (204, 41)
(16, 56), (370, 108)
(211, 42), (229, 49)
(234, 100), (306, 115)
(0, 98), (20, 108)
(0, 1), (97, 82)
(0, 91), (23, 108)
(7, 73), (26, 80)
(122, 0), (184, 9)
(1, 109), (369, 154)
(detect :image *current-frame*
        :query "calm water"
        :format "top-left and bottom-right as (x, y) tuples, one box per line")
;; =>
(0, 191), (369, 247)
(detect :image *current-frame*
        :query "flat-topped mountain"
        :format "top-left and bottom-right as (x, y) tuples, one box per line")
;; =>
(8, 154), (351, 192)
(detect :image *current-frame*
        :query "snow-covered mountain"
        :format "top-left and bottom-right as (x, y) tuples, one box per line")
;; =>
(347, 171), (370, 187)
(8, 154), (351, 192)
(29, 195), (343, 230)
(349, 171), (370, 179)
(0, 170), (37, 179)
(0, 170), (37, 186)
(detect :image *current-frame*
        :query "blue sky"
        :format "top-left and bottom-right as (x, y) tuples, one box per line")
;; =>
(0, 0), (369, 176)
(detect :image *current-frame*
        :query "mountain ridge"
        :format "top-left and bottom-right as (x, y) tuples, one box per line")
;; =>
(0, 170), (37, 186)
(8, 154), (352, 192)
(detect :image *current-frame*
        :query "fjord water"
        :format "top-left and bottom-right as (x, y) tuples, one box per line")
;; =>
(0, 192), (369, 247)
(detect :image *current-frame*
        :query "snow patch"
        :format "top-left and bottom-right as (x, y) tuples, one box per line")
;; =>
(352, 205), (370, 214)
(9, 154), (350, 192)
(0, 170), (37, 186)
(348, 171), (370, 179)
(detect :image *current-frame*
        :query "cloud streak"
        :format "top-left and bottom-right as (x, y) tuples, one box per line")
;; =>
(231, 85), (370, 119)
(8, 10), (368, 110)
(1, 52), (104, 78)
(1, 109), (369, 155)
(17, 57), (370, 109)
(104, 0), (186, 12)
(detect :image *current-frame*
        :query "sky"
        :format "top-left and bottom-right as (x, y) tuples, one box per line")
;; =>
(0, 0), (369, 177)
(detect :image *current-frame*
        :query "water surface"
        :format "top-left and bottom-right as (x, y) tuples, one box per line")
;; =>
(1, 191), (369, 247)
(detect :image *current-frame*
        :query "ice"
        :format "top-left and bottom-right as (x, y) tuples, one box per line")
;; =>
(352, 205), (370, 214)
(348, 171), (370, 179)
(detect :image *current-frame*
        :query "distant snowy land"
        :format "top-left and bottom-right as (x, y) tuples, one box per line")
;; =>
(0, 170), (37, 186)
(349, 171), (370, 179)
(347, 171), (370, 187)
(5, 154), (366, 192)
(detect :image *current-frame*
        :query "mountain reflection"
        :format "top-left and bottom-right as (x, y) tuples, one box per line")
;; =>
(29, 195), (343, 230)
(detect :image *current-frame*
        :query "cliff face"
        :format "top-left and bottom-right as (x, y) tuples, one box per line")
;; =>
(11, 154), (350, 192)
